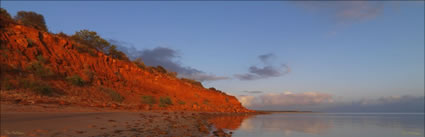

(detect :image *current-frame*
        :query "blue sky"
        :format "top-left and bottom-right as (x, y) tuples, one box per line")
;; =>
(2, 1), (424, 111)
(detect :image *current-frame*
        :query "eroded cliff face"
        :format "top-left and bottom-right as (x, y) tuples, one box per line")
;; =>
(0, 24), (251, 112)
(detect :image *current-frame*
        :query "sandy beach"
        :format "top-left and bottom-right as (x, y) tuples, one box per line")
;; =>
(1, 102), (256, 137)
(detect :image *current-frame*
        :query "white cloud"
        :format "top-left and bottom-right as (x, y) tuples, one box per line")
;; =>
(237, 91), (334, 108)
(238, 92), (424, 112)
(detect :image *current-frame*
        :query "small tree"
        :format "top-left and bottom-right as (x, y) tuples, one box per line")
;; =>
(14, 11), (48, 31)
(155, 65), (167, 74)
(71, 30), (111, 52)
(181, 78), (203, 88)
(168, 71), (177, 77)
(57, 32), (69, 38)
(108, 45), (129, 61)
(133, 58), (146, 69)
(0, 8), (14, 27)
(0, 8), (12, 20)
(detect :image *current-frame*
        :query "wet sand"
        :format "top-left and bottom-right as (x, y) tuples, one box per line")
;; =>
(2, 111), (209, 137)
(1, 103), (254, 137)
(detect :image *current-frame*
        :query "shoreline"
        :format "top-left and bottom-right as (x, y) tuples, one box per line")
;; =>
(255, 110), (316, 114)
(1, 96), (313, 137)
(1, 102), (261, 137)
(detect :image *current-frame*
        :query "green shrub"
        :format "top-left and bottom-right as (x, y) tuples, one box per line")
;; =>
(0, 52), (7, 58)
(26, 61), (54, 78)
(14, 11), (48, 31)
(83, 69), (94, 83)
(146, 66), (155, 73)
(74, 44), (97, 57)
(18, 78), (31, 88)
(87, 49), (97, 57)
(66, 75), (85, 86)
(203, 99), (209, 105)
(27, 38), (34, 47)
(18, 79), (54, 96)
(133, 58), (146, 69)
(141, 95), (156, 105)
(159, 96), (172, 107)
(16, 50), (24, 56)
(0, 8), (11, 19)
(168, 72), (177, 77)
(32, 82), (54, 96)
(181, 78), (203, 88)
(209, 87), (223, 94)
(108, 45), (129, 61)
(25, 55), (54, 77)
(100, 87), (124, 103)
(0, 78), (14, 90)
(193, 102), (199, 106)
(75, 44), (87, 53)
(57, 32), (69, 38)
(0, 8), (15, 28)
(36, 55), (46, 63)
(154, 66), (167, 74)
(114, 72), (124, 80)
(177, 100), (186, 105)
(71, 30), (130, 60)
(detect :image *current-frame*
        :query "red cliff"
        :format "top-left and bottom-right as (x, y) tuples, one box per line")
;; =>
(0, 24), (251, 112)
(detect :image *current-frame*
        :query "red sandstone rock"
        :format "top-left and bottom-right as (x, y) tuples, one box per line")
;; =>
(0, 24), (253, 113)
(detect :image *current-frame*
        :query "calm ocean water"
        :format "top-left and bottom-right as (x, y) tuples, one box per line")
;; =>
(226, 113), (424, 137)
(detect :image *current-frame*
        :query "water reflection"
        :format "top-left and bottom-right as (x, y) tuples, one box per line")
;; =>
(207, 114), (255, 130)
(237, 113), (333, 136)
(208, 113), (424, 137)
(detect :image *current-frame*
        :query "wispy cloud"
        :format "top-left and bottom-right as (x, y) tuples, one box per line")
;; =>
(295, 1), (387, 23)
(336, 1), (384, 23)
(235, 53), (290, 80)
(258, 53), (275, 64)
(242, 91), (263, 94)
(326, 95), (425, 112)
(293, 1), (398, 35)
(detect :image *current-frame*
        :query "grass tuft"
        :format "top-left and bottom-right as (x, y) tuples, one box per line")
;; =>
(177, 100), (186, 105)
(19, 78), (54, 96)
(141, 95), (156, 105)
(159, 96), (173, 107)
(99, 87), (124, 103)
(66, 75), (85, 86)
